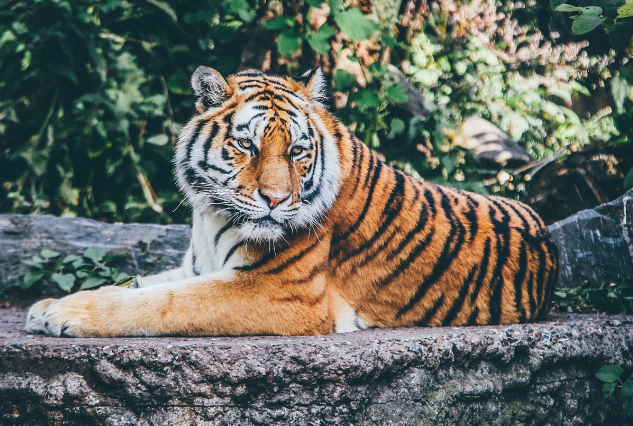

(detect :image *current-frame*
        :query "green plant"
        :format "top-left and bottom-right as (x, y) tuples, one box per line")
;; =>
(21, 246), (131, 293)
(552, 278), (633, 314)
(596, 365), (633, 417)
(553, 0), (633, 51)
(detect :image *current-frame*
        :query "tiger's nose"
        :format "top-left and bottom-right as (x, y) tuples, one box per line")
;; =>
(259, 189), (290, 209)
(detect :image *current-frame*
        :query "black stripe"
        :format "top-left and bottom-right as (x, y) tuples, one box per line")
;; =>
(235, 112), (265, 131)
(466, 306), (480, 326)
(353, 138), (365, 192)
(413, 294), (445, 326)
(214, 222), (233, 247)
(527, 270), (536, 317)
(395, 187), (466, 319)
(514, 241), (528, 322)
(378, 226), (435, 289)
(191, 245), (200, 276)
(487, 200), (512, 325)
(264, 239), (322, 275)
(469, 237), (491, 305)
(331, 159), (383, 245)
(334, 170), (405, 263)
(362, 154), (376, 188)
(462, 193), (479, 242)
(385, 201), (429, 262)
(441, 264), (478, 326)
(282, 262), (327, 284)
(223, 241), (245, 266)
(184, 121), (206, 167)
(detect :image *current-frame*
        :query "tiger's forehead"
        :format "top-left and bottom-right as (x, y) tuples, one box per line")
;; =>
(231, 72), (310, 106)
(232, 101), (310, 144)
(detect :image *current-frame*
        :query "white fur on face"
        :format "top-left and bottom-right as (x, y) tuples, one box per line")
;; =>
(176, 99), (341, 243)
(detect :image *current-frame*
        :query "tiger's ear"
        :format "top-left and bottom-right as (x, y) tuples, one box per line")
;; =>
(296, 68), (326, 102)
(191, 66), (231, 113)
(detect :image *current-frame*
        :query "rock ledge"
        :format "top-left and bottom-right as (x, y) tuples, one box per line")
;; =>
(1, 310), (632, 425)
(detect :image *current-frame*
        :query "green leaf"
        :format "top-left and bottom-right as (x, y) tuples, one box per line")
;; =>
(609, 21), (633, 52)
(572, 14), (606, 35)
(334, 8), (378, 42)
(222, 0), (255, 22)
(624, 168), (633, 191)
(333, 69), (356, 90)
(618, 4), (633, 18)
(62, 255), (82, 264)
(624, 401), (633, 417)
(329, 0), (344, 15)
(596, 365), (624, 383)
(387, 118), (406, 140)
(621, 379), (633, 396)
(578, 6), (603, 15)
(277, 30), (301, 56)
(21, 271), (45, 289)
(79, 276), (107, 290)
(306, 24), (335, 54)
(387, 85), (409, 104)
(356, 90), (380, 109)
(52, 273), (76, 292)
(306, 0), (323, 7)
(555, 4), (581, 12)
(146, 0), (177, 22)
(84, 246), (106, 264)
(167, 71), (192, 95)
(41, 249), (61, 260)
(264, 16), (296, 30)
(603, 382), (616, 397)
(147, 134), (169, 146)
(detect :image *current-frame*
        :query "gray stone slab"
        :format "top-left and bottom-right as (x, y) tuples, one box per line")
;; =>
(0, 214), (190, 294)
(548, 189), (633, 287)
(1, 310), (630, 425)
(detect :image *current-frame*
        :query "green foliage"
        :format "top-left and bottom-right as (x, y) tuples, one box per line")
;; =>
(596, 365), (633, 417)
(554, 1), (633, 50)
(21, 246), (131, 293)
(0, 0), (266, 223)
(1, 0), (632, 223)
(552, 278), (633, 314)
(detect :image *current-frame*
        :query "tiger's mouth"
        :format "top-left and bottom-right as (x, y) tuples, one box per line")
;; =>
(235, 216), (287, 241)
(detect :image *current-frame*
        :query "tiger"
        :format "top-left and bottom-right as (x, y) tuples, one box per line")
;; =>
(25, 67), (559, 337)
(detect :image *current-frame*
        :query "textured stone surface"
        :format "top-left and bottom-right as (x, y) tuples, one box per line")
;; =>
(0, 214), (190, 294)
(548, 189), (633, 287)
(1, 310), (631, 425)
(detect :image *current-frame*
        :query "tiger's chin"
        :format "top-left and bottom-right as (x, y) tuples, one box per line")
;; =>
(237, 219), (287, 242)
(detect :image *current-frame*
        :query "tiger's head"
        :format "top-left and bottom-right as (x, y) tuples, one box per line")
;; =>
(175, 67), (341, 242)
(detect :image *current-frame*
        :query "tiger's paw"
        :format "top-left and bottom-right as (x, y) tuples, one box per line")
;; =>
(25, 287), (125, 337)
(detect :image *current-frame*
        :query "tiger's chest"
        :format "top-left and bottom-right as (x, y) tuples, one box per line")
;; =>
(183, 207), (247, 277)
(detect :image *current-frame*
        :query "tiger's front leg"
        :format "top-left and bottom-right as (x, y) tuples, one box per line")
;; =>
(25, 271), (332, 337)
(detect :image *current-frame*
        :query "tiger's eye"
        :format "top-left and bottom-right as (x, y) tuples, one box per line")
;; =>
(238, 139), (253, 150)
(291, 146), (304, 155)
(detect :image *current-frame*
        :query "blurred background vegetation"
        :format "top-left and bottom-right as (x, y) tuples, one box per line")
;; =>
(1, 0), (632, 226)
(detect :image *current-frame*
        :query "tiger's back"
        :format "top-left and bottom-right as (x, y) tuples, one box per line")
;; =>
(325, 135), (558, 328)
(25, 67), (559, 337)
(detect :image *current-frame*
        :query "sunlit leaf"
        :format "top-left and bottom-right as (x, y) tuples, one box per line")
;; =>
(79, 276), (107, 290)
(356, 90), (380, 109)
(147, 134), (169, 146)
(387, 85), (409, 104)
(52, 273), (76, 292)
(84, 246), (106, 264)
(306, 24), (335, 54)
(264, 16), (295, 30)
(571, 14), (605, 35)
(596, 365), (623, 383)
(333, 69), (356, 90)
(334, 8), (378, 42)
